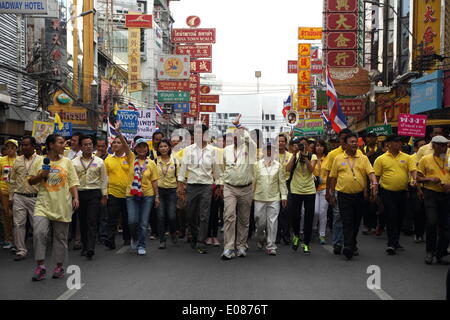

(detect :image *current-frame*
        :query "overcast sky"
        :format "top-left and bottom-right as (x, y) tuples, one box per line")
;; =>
(170, 0), (323, 123)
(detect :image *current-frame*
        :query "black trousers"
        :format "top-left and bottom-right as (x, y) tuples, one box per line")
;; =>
(380, 188), (407, 248)
(409, 186), (426, 237)
(78, 190), (101, 252)
(289, 193), (316, 245)
(106, 195), (130, 244)
(423, 189), (450, 258)
(208, 195), (223, 238)
(337, 192), (364, 250)
(277, 199), (291, 240)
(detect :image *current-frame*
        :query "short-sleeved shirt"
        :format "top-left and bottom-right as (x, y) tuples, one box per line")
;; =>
(374, 151), (417, 191)
(279, 151), (293, 181)
(126, 158), (159, 197)
(29, 156), (80, 222)
(290, 153), (317, 195)
(417, 154), (450, 193)
(325, 146), (363, 172)
(313, 155), (328, 192)
(156, 156), (178, 189)
(330, 152), (374, 194)
(0, 156), (16, 194)
(105, 152), (135, 198)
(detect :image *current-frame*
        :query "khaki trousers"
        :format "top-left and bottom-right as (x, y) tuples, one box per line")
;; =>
(0, 192), (13, 243)
(223, 184), (253, 251)
(33, 215), (69, 263)
(254, 201), (280, 250)
(13, 194), (36, 256)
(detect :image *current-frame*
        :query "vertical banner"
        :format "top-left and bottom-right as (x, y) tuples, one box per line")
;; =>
(128, 28), (142, 92)
(189, 73), (200, 116)
(297, 43), (311, 109)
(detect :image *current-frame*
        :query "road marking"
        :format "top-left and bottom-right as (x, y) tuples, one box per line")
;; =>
(116, 246), (130, 254)
(56, 283), (85, 300)
(370, 288), (394, 300)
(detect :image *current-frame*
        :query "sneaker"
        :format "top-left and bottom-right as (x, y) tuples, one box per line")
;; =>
(267, 249), (277, 256)
(213, 238), (220, 246)
(32, 265), (46, 281)
(236, 248), (247, 258)
(158, 241), (166, 250)
(52, 265), (65, 279)
(319, 236), (326, 245)
(149, 235), (157, 240)
(130, 240), (137, 250)
(3, 242), (13, 250)
(196, 245), (208, 254)
(333, 245), (342, 255)
(205, 238), (213, 245)
(291, 236), (300, 251)
(221, 249), (235, 260)
(303, 244), (311, 255)
(257, 241), (264, 250)
(386, 246), (396, 255)
(14, 254), (26, 261)
(137, 247), (146, 256)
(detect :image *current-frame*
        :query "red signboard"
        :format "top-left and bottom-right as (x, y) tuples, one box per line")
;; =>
(175, 45), (212, 58)
(200, 95), (220, 104)
(326, 51), (357, 67)
(200, 85), (211, 94)
(311, 60), (323, 74)
(327, 32), (357, 49)
(340, 99), (364, 116)
(200, 105), (216, 112)
(398, 114), (427, 137)
(171, 28), (216, 43)
(326, 0), (358, 12)
(186, 16), (201, 28)
(190, 60), (212, 73)
(125, 14), (152, 28)
(157, 80), (190, 91)
(189, 74), (200, 116)
(288, 60), (298, 74)
(326, 13), (358, 31)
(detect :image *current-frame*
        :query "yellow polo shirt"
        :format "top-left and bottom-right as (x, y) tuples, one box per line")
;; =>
(105, 152), (135, 198)
(279, 151), (293, 181)
(156, 156), (178, 189)
(325, 146), (363, 172)
(374, 151), (417, 191)
(313, 155), (328, 192)
(125, 158), (159, 197)
(290, 154), (318, 195)
(417, 154), (450, 193)
(0, 156), (16, 194)
(330, 152), (374, 194)
(416, 142), (450, 162)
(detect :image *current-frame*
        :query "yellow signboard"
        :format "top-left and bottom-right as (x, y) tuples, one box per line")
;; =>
(298, 43), (311, 57)
(298, 27), (323, 40)
(128, 28), (142, 92)
(48, 105), (88, 125)
(413, 0), (441, 72)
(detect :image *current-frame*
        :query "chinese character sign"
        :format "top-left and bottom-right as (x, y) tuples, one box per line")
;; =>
(128, 28), (142, 92)
(413, 0), (441, 65)
(157, 55), (190, 80)
(398, 114), (427, 137)
(297, 42), (311, 109)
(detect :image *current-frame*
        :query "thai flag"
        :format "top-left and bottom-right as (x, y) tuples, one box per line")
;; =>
(282, 94), (292, 118)
(155, 102), (163, 116)
(321, 110), (331, 126)
(107, 121), (117, 154)
(326, 69), (347, 134)
(128, 101), (137, 111)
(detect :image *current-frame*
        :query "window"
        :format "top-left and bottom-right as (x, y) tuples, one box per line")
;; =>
(270, 126), (275, 131)
(265, 115), (269, 120)
(218, 114), (222, 119)
(224, 114), (228, 120)
(271, 115), (275, 120)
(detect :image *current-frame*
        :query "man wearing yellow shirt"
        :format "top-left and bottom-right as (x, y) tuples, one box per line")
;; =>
(253, 143), (288, 255)
(417, 136), (450, 265)
(276, 133), (292, 245)
(104, 123), (134, 249)
(329, 133), (378, 260)
(416, 126), (449, 162)
(0, 139), (18, 249)
(374, 135), (417, 256)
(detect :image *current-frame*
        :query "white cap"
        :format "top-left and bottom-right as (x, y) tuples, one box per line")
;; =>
(431, 135), (449, 144)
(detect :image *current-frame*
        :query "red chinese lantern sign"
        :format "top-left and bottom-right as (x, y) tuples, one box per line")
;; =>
(327, 32), (357, 49)
(326, 51), (357, 67)
(199, 95), (220, 104)
(190, 60), (212, 73)
(326, 13), (358, 31)
(189, 74), (200, 116)
(175, 45), (212, 58)
(200, 105), (216, 112)
(326, 0), (358, 12)
(200, 85), (211, 94)
(186, 16), (201, 28)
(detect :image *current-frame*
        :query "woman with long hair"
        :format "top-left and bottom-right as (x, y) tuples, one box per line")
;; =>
(313, 139), (329, 245)
(154, 138), (179, 249)
(28, 134), (79, 281)
(127, 138), (160, 255)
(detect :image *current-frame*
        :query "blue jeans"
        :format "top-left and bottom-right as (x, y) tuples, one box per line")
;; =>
(157, 188), (177, 241)
(126, 196), (155, 249)
(332, 191), (343, 247)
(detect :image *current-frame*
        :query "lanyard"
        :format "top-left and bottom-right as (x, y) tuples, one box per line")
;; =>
(433, 156), (447, 175)
(347, 156), (357, 180)
(24, 154), (37, 176)
(233, 146), (246, 164)
(80, 157), (95, 173)
(159, 158), (172, 177)
(262, 160), (275, 176)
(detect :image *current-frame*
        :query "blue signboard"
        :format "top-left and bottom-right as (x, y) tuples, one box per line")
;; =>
(54, 122), (72, 137)
(411, 70), (443, 114)
(117, 110), (139, 135)
(173, 103), (190, 113)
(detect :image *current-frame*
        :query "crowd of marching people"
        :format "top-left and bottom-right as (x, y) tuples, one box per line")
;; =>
(0, 115), (449, 282)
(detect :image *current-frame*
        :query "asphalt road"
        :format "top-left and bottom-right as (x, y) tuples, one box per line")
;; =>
(0, 230), (448, 300)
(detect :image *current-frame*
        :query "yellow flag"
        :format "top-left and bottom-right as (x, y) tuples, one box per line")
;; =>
(408, 136), (414, 146)
(54, 112), (64, 131)
(114, 103), (119, 116)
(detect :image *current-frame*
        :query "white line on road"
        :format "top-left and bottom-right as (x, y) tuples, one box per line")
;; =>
(56, 283), (85, 300)
(370, 288), (394, 300)
(116, 246), (130, 254)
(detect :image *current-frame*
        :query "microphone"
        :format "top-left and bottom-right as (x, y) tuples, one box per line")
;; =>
(42, 158), (51, 171)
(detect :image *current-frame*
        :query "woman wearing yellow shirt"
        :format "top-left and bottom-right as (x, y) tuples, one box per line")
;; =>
(313, 139), (329, 245)
(127, 138), (160, 256)
(104, 123), (133, 250)
(154, 138), (178, 249)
